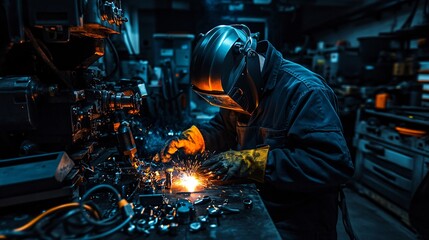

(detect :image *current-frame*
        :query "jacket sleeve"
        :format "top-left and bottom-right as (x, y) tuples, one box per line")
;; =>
(265, 87), (355, 192)
(197, 108), (238, 152)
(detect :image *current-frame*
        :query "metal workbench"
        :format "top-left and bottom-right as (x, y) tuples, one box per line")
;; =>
(116, 183), (282, 239)
(0, 183), (281, 239)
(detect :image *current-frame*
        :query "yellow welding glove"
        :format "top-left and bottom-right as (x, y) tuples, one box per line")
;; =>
(201, 145), (269, 183)
(156, 125), (205, 163)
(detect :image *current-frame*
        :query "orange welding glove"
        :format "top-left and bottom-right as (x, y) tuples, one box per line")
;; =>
(201, 145), (269, 183)
(157, 125), (205, 163)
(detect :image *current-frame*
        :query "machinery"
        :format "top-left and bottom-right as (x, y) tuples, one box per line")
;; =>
(0, 0), (145, 205)
(0, 0), (142, 159)
(353, 107), (429, 227)
(0, 2), (280, 239)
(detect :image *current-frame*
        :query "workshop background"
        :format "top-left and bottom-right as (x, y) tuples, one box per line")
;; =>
(1, 0), (429, 239)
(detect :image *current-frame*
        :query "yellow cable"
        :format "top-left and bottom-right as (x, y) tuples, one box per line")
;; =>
(118, 199), (129, 209)
(14, 202), (99, 232)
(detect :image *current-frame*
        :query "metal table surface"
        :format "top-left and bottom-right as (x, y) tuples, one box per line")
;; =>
(0, 182), (281, 239)
(116, 183), (282, 239)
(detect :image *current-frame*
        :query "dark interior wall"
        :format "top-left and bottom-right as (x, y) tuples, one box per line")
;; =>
(195, 2), (297, 47)
(131, 0), (304, 63)
(127, 0), (429, 63)
(125, 0), (429, 61)
(138, 9), (198, 63)
(308, 1), (427, 47)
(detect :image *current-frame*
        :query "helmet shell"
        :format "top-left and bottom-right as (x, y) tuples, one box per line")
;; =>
(191, 25), (260, 114)
(191, 25), (248, 94)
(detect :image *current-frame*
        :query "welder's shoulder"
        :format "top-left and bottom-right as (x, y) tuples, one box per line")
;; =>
(279, 59), (328, 91)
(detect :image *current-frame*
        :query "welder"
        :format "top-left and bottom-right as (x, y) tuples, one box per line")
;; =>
(157, 24), (355, 240)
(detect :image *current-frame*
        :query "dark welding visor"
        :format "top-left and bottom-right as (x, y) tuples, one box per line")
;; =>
(192, 87), (249, 114)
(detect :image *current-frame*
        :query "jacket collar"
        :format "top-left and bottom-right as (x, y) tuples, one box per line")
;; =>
(256, 41), (282, 92)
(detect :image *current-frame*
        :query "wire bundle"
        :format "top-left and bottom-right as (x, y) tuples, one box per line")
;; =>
(0, 184), (133, 240)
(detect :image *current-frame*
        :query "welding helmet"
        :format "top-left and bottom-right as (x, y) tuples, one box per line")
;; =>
(191, 24), (263, 115)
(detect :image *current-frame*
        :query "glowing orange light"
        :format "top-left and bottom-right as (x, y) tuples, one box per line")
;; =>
(179, 174), (200, 192)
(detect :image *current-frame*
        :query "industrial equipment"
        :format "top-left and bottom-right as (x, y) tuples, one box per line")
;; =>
(0, 0), (146, 205)
(353, 107), (429, 226)
(0, 1), (280, 239)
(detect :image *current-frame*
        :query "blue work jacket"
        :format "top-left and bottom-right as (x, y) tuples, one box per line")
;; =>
(198, 41), (355, 239)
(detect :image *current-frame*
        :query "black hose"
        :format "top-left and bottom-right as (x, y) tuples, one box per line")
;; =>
(161, 62), (175, 121)
(105, 37), (120, 81)
(160, 60), (183, 121)
(339, 186), (359, 240)
(79, 184), (122, 227)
